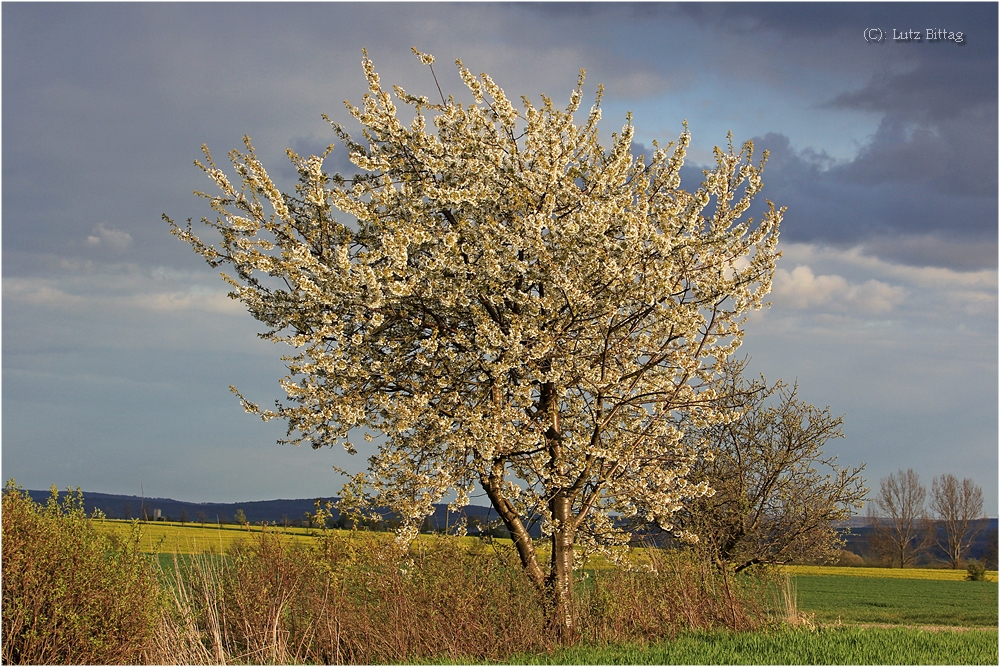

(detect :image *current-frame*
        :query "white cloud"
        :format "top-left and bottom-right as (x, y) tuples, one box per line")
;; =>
(772, 264), (907, 314)
(3, 278), (87, 307)
(779, 243), (997, 290)
(85, 223), (133, 252)
(848, 279), (908, 314)
(3, 267), (243, 316)
(770, 243), (996, 324)
(129, 288), (243, 314)
(773, 265), (849, 308)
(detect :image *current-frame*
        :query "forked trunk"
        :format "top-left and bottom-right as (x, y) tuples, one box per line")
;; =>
(485, 478), (579, 642)
(480, 474), (547, 589)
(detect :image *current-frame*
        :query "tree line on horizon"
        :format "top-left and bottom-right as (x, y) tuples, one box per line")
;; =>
(860, 469), (993, 570)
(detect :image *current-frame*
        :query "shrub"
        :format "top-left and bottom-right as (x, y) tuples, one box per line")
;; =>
(158, 531), (774, 663)
(965, 559), (986, 581)
(834, 549), (865, 567)
(158, 529), (552, 663)
(1, 481), (165, 664)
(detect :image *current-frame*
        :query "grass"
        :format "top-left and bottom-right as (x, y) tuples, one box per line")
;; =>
(498, 626), (1000, 665)
(793, 574), (998, 627)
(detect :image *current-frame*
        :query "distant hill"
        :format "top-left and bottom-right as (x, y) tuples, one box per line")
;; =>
(25, 488), (337, 526)
(23, 488), (525, 534)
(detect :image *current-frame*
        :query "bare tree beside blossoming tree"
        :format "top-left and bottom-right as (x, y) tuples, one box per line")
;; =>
(674, 366), (866, 574)
(166, 49), (782, 639)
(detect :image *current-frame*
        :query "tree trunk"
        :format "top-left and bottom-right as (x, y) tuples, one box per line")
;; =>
(548, 490), (576, 642)
(483, 473), (578, 642)
(480, 473), (546, 589)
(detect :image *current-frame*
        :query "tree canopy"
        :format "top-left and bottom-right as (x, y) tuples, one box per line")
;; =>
(167, 50), (782, 637)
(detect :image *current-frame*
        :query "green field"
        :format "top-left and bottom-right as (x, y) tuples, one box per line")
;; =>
(793, 575), (998, 627)
(499, 627), (1000, 665)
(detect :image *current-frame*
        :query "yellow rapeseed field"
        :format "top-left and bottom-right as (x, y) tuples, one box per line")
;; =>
(94, 519), (322, 554)
(95, 519), (483, 554)
(781, 564), (998, 582)
(95, 520), (998, 583)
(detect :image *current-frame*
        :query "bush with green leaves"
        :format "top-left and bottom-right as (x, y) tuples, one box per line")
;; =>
(1, 481), (165, 664)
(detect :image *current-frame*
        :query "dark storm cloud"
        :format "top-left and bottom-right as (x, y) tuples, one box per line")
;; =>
(682, 3), (996, 266)
(670, 1), (864, 34)
(769, 9), (998, 260)
(677, 4), (996, 195)
(537, 3), (997, 267)
(833, 111), (996, 198)
(677, 3), (998, 205)
(531, 1), (873, 33)
(827, 59), (997, 123)
(825, 57), (997, 198)
(737, 133), (997, 268)
(638, 129), (995, 270)
(636, 133), (994, 269)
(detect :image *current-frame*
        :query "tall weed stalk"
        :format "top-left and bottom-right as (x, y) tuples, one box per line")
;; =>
(577, 545), (772, 645)
(154, 531), (552, 664)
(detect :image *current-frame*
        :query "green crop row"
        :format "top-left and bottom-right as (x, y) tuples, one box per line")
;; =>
(497, 626), (999, 665)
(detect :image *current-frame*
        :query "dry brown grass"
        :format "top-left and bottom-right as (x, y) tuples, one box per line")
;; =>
(577, 543), (773, 645)
(151, 531), (553, 664)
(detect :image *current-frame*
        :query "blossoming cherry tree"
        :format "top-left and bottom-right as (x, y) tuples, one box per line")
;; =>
(167, 50), (782, 638)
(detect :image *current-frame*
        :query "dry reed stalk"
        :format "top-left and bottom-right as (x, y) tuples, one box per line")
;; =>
(781, 572), (799, 624)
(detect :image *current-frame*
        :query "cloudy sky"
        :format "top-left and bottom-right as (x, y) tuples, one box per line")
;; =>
(3, 2), (996, 514)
